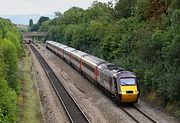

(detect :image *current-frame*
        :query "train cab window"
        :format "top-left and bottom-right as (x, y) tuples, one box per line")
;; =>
(120, 78), (136, 86)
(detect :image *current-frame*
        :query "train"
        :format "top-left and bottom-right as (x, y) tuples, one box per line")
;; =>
(46, 41), (140, 103)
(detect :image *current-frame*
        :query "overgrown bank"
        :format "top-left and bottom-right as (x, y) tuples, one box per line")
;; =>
(18, 48), (43, 123)
(0, 18), (23, 122)
(34, 0), (180, 119)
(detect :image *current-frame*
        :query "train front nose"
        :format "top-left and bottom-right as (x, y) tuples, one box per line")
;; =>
(120, 86), (139, 103)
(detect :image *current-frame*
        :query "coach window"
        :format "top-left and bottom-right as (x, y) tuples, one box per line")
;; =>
(83, 62), (94, 72)
(64, 51), (68, 56)
(75, 57), (79, 62)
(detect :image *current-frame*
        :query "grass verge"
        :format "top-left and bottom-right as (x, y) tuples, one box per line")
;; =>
(141, 89), (180, 120)
(17, 48), (43, 123)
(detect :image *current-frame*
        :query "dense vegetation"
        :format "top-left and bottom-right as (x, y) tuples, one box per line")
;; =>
(35, 0), (179, 118)
(0, 18), (23, 122)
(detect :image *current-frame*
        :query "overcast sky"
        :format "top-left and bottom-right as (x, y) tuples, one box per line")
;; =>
(0, 0), (112, 15)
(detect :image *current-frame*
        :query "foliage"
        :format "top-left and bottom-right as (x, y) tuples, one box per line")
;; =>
(61, 7), (85, 25)
(134, 0), (149, 20)
(0, 18), (22, 122)
(114, 0), (136, 18)
(85, 1), (115, 22)
(0, 39), (18, 91)
(29, 19), (33, 28)
(0, 78), (18, 123)
(31, 16), (50, 31)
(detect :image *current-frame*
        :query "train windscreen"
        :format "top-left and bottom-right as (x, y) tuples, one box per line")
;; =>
(120, 78), (136, 86)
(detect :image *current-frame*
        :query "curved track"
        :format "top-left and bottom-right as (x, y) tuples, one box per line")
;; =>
(30, 44), (90, 123)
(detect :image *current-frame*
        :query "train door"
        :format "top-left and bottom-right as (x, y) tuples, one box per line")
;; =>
(112, 77), (118, 94)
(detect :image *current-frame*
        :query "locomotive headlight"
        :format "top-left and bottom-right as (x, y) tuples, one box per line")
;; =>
(119, 91), (125, 94)
(135, 91), (139, 94)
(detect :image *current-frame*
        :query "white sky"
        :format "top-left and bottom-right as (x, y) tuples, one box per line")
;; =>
(0, 0), (112, 15)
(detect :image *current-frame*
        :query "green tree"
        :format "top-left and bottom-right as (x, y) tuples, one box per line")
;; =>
(29, 19), (33, 28)
(38, 16), (50, 25)
(134, 0), (149, 20)
(0, 39), (18, 91)
(61, 7), (85, 25)
(0, 78), (18, 123)
(85, 1), (115, 22)
(114, 0), (136, 18)
(54, 12), (63, 18)
(0, 17), (22, 123)
(31, 16), (50, 31)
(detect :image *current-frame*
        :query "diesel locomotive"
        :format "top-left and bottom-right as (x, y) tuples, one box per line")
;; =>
(46, 41), (140, 103)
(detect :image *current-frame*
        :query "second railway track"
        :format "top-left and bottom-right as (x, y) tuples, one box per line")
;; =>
(30, 44), (90, 123)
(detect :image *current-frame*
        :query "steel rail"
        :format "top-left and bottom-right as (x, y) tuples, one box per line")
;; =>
(133, 106), (157, 123)
(120, 107), (139, 123)
(120, 105), (157, 123)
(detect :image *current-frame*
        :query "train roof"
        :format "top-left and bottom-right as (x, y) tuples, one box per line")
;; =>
(64, 47), (76, 52)
(47, 41), (106, 66)
(55, 43), (68, 49)
(46, 40), (54, 44)
(47, 41), (63, 46)
(82, 55), (106, 67)
(99, 62), (124, 70)
(46, 40), (53, 43)
(47, 41), (60, 47)
(70, 49), (88, 58)
(118, 71), (136, 78)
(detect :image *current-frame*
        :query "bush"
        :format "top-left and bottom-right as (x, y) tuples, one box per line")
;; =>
(0, 78), (18, 123)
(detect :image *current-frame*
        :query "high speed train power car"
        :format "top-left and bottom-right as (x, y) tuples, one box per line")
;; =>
(46, 41), (140, 103)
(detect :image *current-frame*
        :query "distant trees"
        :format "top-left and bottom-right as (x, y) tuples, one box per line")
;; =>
(29, 19), (33, 28)
(31, 16), (50, 31)
(54, 12), (63, 18)
(0, 18), (22, 122)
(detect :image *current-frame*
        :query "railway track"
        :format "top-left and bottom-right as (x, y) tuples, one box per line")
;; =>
(133, 105), (157, 123)
(120, 105), (157, 123)
(30, 44), (90, 123)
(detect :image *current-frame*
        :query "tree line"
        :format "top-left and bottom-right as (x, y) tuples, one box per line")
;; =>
(0, 18), (23, 122)
(32, 0), (179, 118)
